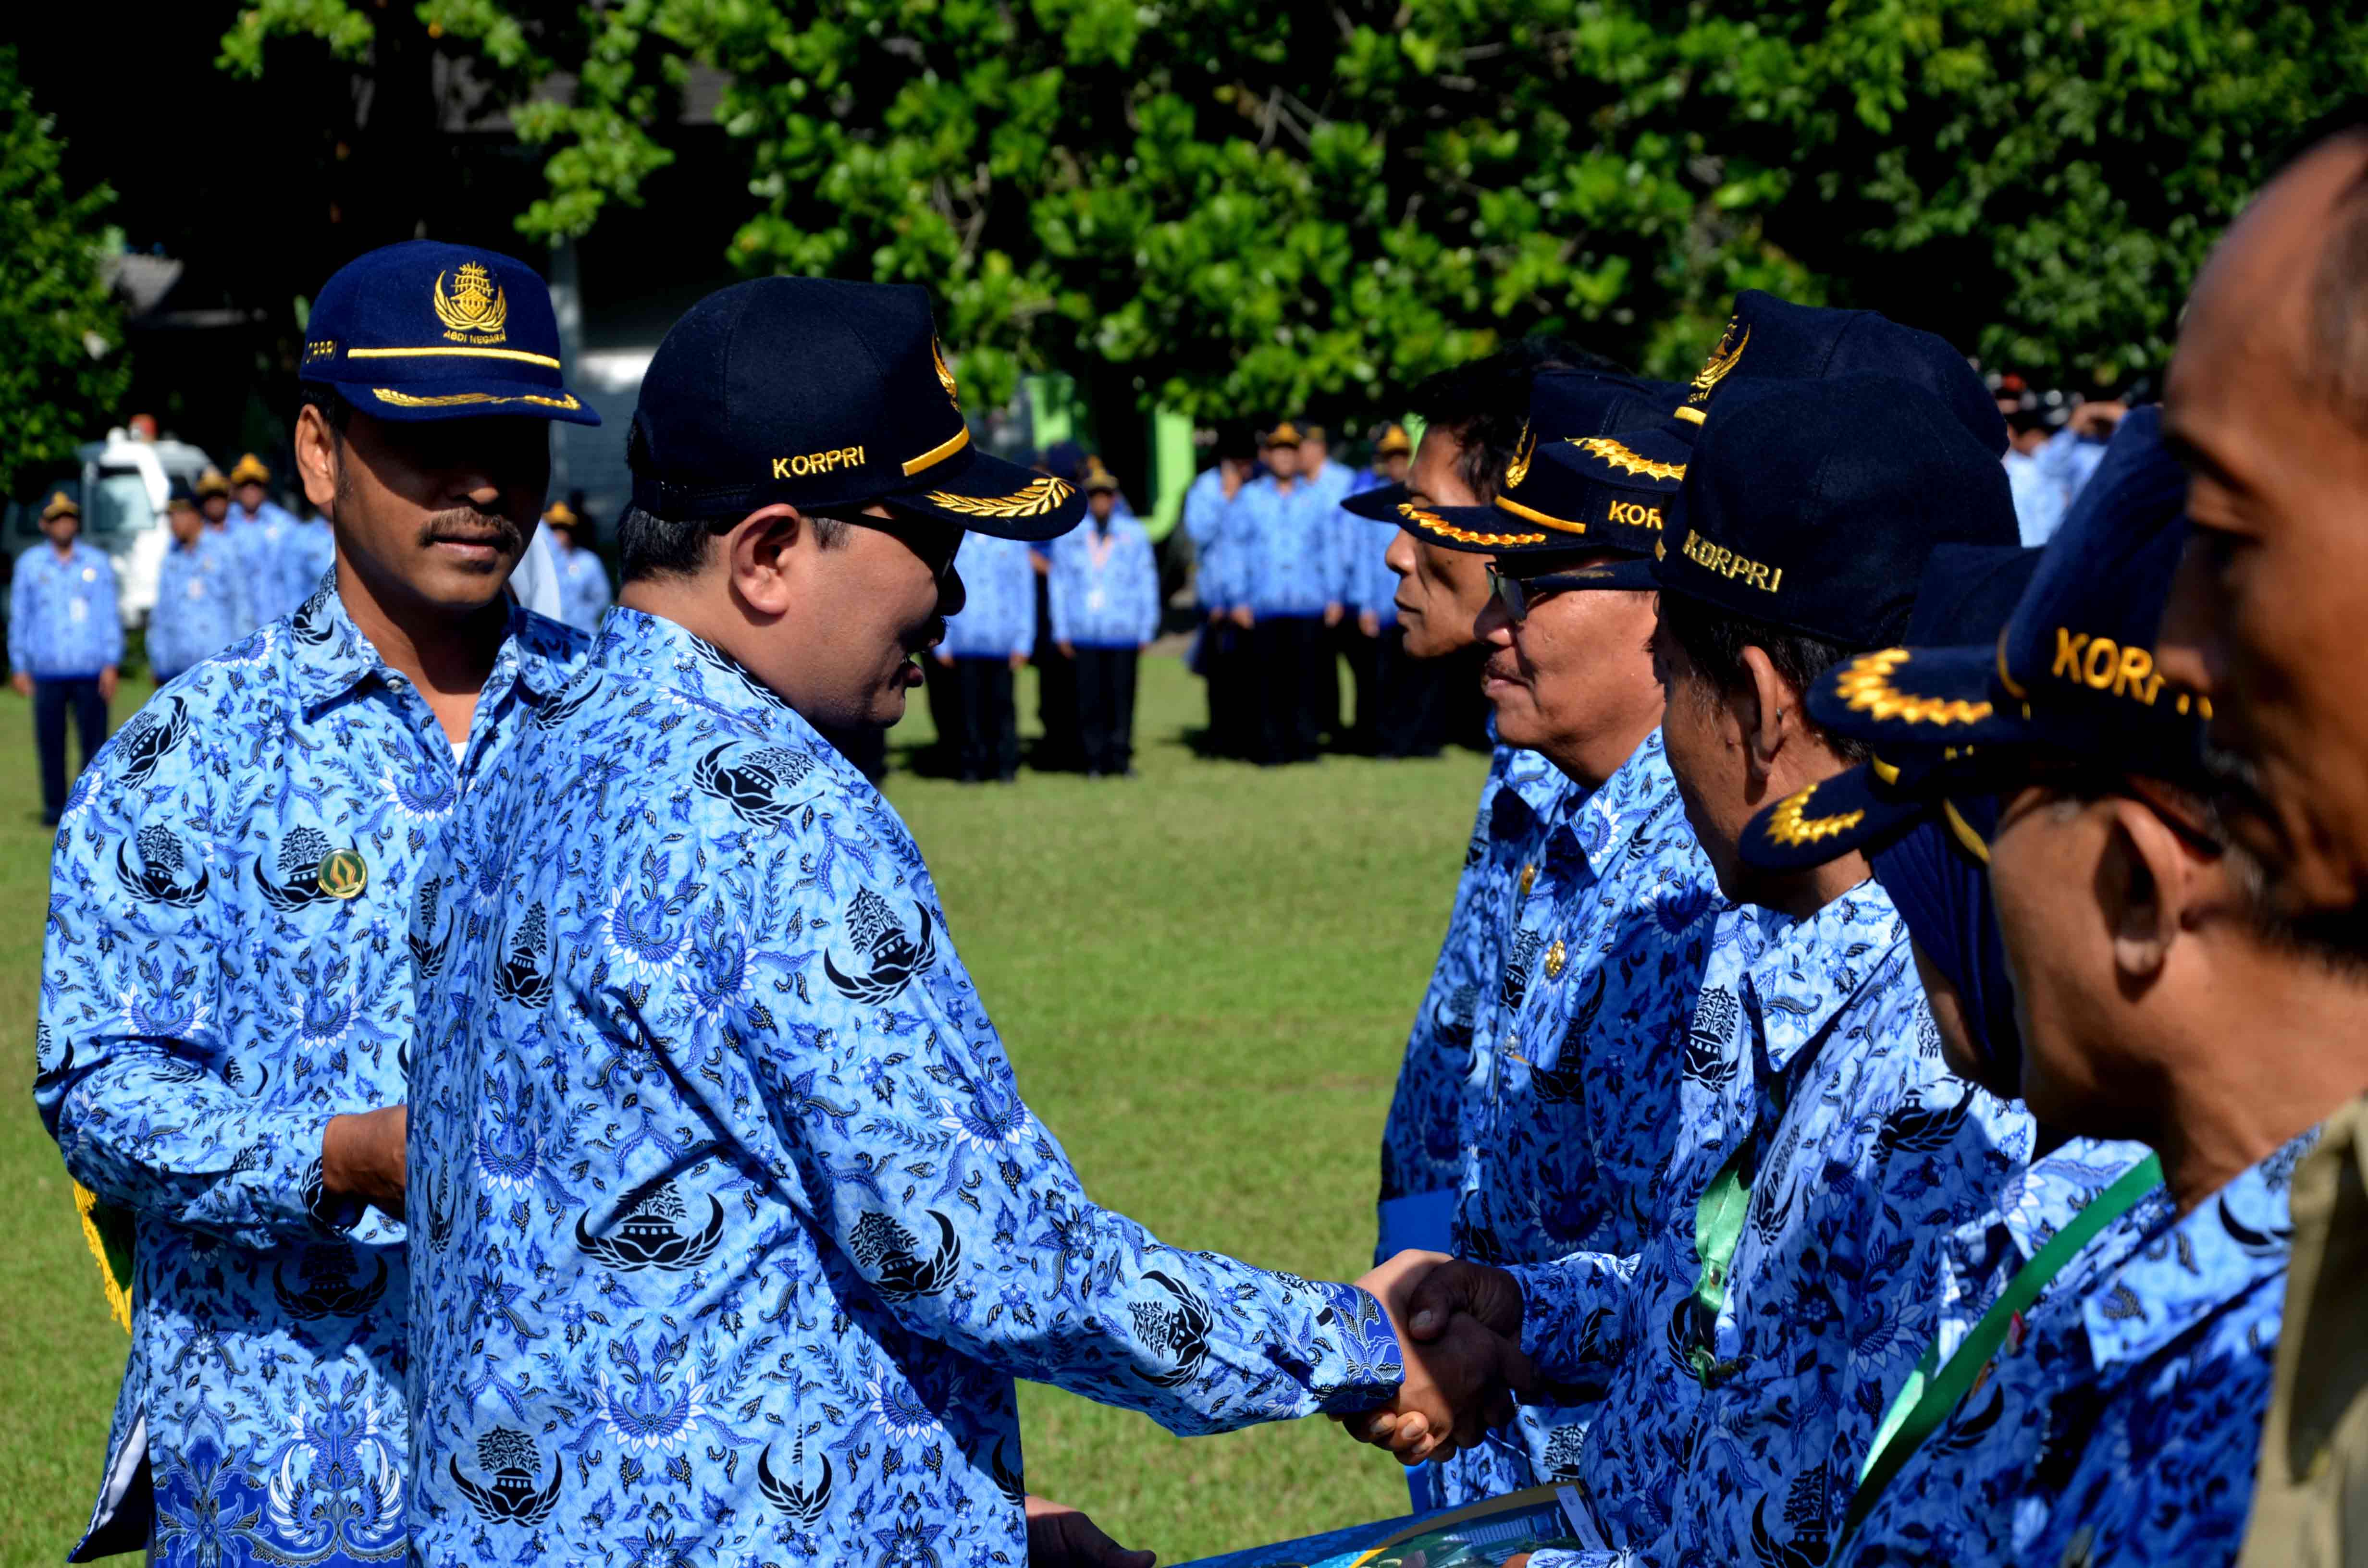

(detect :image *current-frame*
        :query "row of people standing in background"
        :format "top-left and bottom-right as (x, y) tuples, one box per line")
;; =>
(929, 459), (1159, 780)
(1187, 419), (1483, 766)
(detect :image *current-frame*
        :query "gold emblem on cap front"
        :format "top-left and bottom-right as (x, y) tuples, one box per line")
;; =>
(1690, 319), (1748, 398)
(316, 849), (369, 900)
(925, 475), (1073, 519)
(433, 262), (509, 343)
(1504, 423), (1536, 490)
(932, 338), (959, 404)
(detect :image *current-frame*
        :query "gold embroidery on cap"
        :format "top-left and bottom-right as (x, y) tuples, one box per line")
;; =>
(1686, 318), (1749, 405)
(370, 388), (582, 411)
(2048, 628), (2171, 707)
(432, 261), (508, 343)
(932, 338), (959, 403)
(1505, 423), (1536, 490)
(902, 424), (973, 477)
(1763, 783), (1866, 847)
(1493, 495), (1586, 534)
(1679, 529), (1782, 594)
(1605, 499), (1663, 531)
(1396, 503), (1548, 547)
(1570, 436), (1687, 483)
(772, 446), (866, 479)
(1830, 647), (1995, 727)
(925, 475), (1074, 518)
(348, 346), (561, 368)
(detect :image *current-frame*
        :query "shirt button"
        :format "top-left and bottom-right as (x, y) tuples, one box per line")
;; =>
(1518, 864), (1537, 897)
(1544, 940), (1566, 980)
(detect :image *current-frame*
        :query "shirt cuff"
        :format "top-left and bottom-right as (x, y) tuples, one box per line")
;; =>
(1311, 1280), (1405, 1416)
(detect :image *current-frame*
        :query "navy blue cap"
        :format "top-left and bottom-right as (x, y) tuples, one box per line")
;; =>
(166, 478), (198, 510)
(1799, 404), (2205, 788)
(1340, 368), (1684, 557)
(1672, 289), (2004, 455)
(300, 241), (597, 426)
(1623, 375), (2017, 643)
(629, 277), (1083, 541)
(1739, 544), (2039, 870)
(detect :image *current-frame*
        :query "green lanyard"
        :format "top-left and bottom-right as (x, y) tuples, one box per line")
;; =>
(1840, 1153), (2165, 1544)
(1687, 1152), (1752, 1387)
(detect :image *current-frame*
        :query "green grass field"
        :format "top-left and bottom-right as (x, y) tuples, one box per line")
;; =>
(0, 652), (1490, 1565)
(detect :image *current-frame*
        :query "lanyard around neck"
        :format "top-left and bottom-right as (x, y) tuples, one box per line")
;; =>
(1841, 1153), (2165, 1544)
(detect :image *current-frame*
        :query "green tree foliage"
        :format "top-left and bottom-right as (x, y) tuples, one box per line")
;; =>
(0, 47), (130, 500)
(222, 0), (2364, 425)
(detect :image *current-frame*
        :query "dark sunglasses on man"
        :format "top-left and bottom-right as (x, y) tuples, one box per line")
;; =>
(1487, 564), (1604, 625)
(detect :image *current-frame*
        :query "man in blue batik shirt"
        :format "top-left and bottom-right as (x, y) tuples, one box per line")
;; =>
(223, 453), (311, 624)
(32, 239), (600, 1567)
(12, 489), (122, 825)
(1049, 460), (1159, 776)
(1366, 364), (1737, 1507)
(1779, 409), (2368, 1568)
(1182, 424), (1257, 757)
(543, 500), (613, 634)
(1223, 421), (1340, 764)
(148, 482), (254, 685)
(937, 522), (1037, 782)
(1361, 375), (2037, 1567)
(402, 276), (1527, 1568)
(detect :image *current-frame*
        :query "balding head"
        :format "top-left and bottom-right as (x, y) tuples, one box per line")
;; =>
(2158, 126), (2368, 952)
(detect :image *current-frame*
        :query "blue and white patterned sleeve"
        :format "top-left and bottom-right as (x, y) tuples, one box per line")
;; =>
(731, 832), (1404, 1431)
(1046, 536), (1077, 646)
(96, 553), (124, 667)
(1129, 529), (1161, 645)
(36, 717), (371, 1250)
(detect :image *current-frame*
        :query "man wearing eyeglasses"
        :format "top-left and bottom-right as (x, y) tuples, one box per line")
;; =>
(402, 278), (1536, 1568)
(1353, 375), (2037, 1567)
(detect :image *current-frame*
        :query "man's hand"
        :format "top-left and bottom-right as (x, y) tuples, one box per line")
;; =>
(1010, 650), (1030, 672)
(10, 671), (30, 698)
(1359, 610), (1381, 638)
(1342, 1251), (1532, 1464)
(937, 649), (957, 668)
(1025, 1495), (1154, 1568)
(1058, 639), (1075, 659)
(1230, 606), (1253, 629)
(322, 1105), (407, 1218)
(1207, 606), (1225, 625)
(98, 666), (119, 703)
(1323, 601), (1345, 627)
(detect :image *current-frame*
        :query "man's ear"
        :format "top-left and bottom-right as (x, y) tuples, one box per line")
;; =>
(2097, 796), (2196, 986)
(1735, 644), (1800, 785)
(723, 504), (808, 618)
(293, 405), (340, 514)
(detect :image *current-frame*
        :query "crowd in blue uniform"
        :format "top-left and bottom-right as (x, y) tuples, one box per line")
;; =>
(31, 119), (2368, 1568)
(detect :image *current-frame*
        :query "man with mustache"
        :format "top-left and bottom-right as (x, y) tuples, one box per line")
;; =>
(401, 277), (1531, 1568)
(32, 241), (597, 1566)
(2151, 113), (2368, 1567)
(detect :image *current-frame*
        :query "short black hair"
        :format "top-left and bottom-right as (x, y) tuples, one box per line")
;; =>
(297, 381), (355, 436)
(1406, 337), (1628, 502)
(617, 503), (849, 583)
(1657, 591), (1873, 765)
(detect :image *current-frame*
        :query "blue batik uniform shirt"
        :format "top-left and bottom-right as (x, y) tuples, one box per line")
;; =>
(1838, 1133), (2306, 1568)
(34, 579), (588, 1566)
(1436, 731), (1729, 1504)
(554, 539), (613, 635)
(1182, 466), (1240, 613)
(941, 532), (1038, 661)
(10, 539), (123, 678)
(402, 608), (1404, 1566)
(226, 500), (308, 624)
(1515, 883), (2035, 1568)
(148, 532), (253, 679)
(1225, 476), (1341, 619)
(1048, 514), (1159, 648)
(1340, 470), (1400, 627)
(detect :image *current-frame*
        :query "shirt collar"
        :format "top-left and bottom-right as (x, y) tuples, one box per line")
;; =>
(1741, 878), (1908, 1077)
(1939, 1136), (2163, 1327)
(592, 605), (807, 743)
(284, 577), (581, 717)
(2079, 1129), (2316, 1371)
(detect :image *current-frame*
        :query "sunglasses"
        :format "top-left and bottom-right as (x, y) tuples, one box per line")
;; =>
(1487, 566), (1597, 625)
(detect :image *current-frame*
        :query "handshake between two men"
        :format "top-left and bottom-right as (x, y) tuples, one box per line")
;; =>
(1343, 1251), (1532, 1463)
